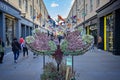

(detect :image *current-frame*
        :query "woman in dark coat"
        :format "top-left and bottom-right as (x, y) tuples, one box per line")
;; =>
(11, 37), (21, 63)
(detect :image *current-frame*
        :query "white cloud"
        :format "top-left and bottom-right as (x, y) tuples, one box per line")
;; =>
(51, 2), (59, 7)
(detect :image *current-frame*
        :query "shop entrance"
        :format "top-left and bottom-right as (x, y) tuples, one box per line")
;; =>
(114, 9), (120, 55)
(5, 14), (16, 47)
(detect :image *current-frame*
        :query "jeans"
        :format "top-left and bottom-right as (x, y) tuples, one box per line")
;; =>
(23, 47), (28, 57)
(13, 50), (19, 61)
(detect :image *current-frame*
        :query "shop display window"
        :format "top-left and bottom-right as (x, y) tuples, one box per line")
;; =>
(5, 16), (16, 47)
(106, 14), (114, 52)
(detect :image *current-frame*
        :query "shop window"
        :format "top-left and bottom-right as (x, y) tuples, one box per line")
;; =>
(21, 24), (25, 39)
(30, 27), (32, 35)
(26, 26), (29, 37)
(106, 14), (114, 52)
(5, 16), (16, 47)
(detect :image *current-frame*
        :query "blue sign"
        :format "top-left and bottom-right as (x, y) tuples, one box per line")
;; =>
(66, 56), (72, 66)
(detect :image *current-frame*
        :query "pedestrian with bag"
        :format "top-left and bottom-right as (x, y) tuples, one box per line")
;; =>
(0, 38), (5, 64)
(11, 37), (21, 63)
(21, 40), (28, 57)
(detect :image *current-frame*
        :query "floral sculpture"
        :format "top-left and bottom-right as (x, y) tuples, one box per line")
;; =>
(26, 28), (94, 55)
(25, 28), (57, 55)
(25, 28), (94, 80)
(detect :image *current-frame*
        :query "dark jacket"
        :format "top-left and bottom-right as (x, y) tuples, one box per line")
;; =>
(0, 41), (4, 47)
(0, 41), (4, 53)
(11, 40), (21, 52)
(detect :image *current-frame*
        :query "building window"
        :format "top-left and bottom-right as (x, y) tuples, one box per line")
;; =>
(34, 9), (36, 18)
(86, 4), (88, 15)
(82, 8), (84, 18)
(30, 5), (33, 18)
(90, 0), (93, 12)
(19, 0), (22, 8)
(96, 0), (100, 7)
(37, 0), (39, 4)
(34, 9), (36, 16)
(79, 0), (81, 5)
(24, 0), (28, 12)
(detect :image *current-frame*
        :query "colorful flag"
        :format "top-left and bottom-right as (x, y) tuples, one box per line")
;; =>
(48, 15), (51, 19)
(67, 23), (72, 28)
(37, 13), (42, 20)
(77, 18), (81, 22)
(71, 15), (77, 23)
(48, 19), (56, 28)
(72, 15), (77, 19)
(58, 15), (65, 22)
(33, 16), (36, 20)
(42, 24), (45, 27)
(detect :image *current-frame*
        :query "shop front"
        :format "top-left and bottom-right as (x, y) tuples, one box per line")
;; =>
(0, 1), (21, 52)
(85, 15), (98, 46)
(97, 0), (120, 55)
(20, 18), (33, 39)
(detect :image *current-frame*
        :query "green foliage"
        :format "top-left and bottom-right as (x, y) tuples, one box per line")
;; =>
(25, 36), (35, 43)
(40, 62), (67, 80)
(60, 39), (68, 52)
(77, 27), (83, 32)
(48, 41), (57, 51)
(82, 35), (94, 44)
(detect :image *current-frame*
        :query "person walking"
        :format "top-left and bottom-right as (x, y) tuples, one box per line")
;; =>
(97, 36), (102, 49)
(19, 36), (24, 44)
(0, 38), (5, 64)
(21, 41), (28, 57)
(11, 37), (21, 63)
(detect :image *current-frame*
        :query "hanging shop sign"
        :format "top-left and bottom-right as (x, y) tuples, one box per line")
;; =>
(90, 25), (97, 30)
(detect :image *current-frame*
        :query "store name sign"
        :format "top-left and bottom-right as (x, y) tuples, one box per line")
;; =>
(0, 2), (8, 11)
